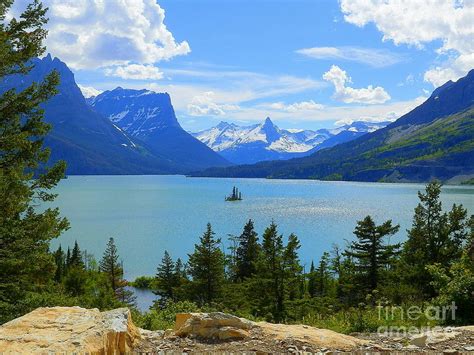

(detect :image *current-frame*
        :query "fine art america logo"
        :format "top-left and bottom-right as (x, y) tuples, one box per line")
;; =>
(377, 302), (457, 336)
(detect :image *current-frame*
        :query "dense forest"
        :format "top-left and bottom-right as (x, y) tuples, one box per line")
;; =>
(0, 0), (473, 334)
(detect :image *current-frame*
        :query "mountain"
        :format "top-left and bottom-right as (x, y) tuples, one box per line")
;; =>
(192, 70), (474, 183)
(89, 88), (229, 171)
(192, 117), (389, 164)
(0, 55), (182, 175)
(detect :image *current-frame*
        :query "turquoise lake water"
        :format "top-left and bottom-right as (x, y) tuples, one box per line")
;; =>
(52, 175), (474, 281)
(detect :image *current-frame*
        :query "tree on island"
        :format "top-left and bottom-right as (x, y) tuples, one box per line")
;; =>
(225, 186), (243, 201)
(0, 0), (69, 322)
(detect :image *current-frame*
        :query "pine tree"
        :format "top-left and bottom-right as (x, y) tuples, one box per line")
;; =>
(188, 223), (225, 304)
(69, 240), (84, 268)
(0, 0), (69, 322)
(307, 261), (317, 297)
(254, 221), (286, 322)
(53, 245), (65, 282)
(345, 216), (400, 295)
(235, 219), (260, 281)
(155, 250), (177, 301)
(175, 257), (186, 279)
(283, 233), (303, 300)
(400, 181), (470, 298)
(99, 238), (122, 292)
(99, 238), (135, 306)
(65, 247), (71, 270)
(315, 252), (331, 296)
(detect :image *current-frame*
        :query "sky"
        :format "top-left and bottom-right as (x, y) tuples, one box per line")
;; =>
(8, 0), (474, 131)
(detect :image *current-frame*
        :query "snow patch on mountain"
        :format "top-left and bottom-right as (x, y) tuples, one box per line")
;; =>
(192, 118), (390, 164)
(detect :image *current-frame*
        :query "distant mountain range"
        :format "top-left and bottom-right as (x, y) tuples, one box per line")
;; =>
(0, 55), (228, 174)
(191, 70), (474, 183)
(192, 117), (389, 164)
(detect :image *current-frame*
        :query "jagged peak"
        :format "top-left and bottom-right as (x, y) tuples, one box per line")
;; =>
(263, 117), (273, 125)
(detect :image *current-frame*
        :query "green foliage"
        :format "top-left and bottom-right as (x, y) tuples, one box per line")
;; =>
(130, 276), (156, 289)
(345, 216), (400, 296)
(0, 0), (69, 323)
(234, 219), (260, 281)
(428, 217), (474, 324)
(99, 238), (122, 291)
(400, 181), (470, 298)
(138, 300), (202, 330)
(187, 223), (225, 304)
(154, 250), (184, 305)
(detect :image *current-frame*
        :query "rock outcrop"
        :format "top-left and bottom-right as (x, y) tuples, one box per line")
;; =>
(0, 307), (141, 353)
(1, 307), (472, 353)
(257, 321), (366, 350)
(174, 312), (253, 340)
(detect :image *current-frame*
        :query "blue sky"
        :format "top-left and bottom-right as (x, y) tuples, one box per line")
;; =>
(10, 0), (474, 131)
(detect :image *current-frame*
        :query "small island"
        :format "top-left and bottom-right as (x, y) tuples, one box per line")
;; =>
(225, 186), (242, 201)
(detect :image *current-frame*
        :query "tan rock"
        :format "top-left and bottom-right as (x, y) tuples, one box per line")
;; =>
(257, 321), (367, 351)
(174, 312), (253, 340)
(0, 306), (141, 353)
(410, 333), (428, 347)
(217, 326), (250, 340)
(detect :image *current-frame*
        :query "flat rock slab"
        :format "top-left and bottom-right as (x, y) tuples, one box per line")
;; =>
(0, 306), (141, 353)
(257, 321), (367, 351)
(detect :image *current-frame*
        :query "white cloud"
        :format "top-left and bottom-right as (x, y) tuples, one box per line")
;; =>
(187, 92), (240, 116)
(296, 46), (403, 67)
(105, 64), (164, 80)
(231, 96), (427, 125)
(9, 0), (190, 69)
(266, 100), (324, 112)
(339, 0), (474, 87)
(323, 65), (391, 104)
(77, 84), (102, 98)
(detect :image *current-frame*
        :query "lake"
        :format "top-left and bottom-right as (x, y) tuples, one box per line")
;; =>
(51, 175), (473, 281)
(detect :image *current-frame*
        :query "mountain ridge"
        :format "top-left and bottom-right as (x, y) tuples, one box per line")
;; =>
(0, 55), (182, 175)
(191, 70), (474, 183)
(192, 117), (389, 164)
(90, 87), (230, 171)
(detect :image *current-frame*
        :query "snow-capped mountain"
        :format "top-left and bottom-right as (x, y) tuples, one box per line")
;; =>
(192, 117), (389, 164)
(89, 88), (230, 171)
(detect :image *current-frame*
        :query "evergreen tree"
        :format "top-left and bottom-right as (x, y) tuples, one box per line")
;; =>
(315, 252), (331, 296)
(307, 261), (317, 297)
(69, 240), (84, 268)
(283, 233), (303, 300)
(345, 216), (400, 295)
(254, 221), (286, 322)
(65, 247), (71, 270)
(235, 219), (260, 281)
(0, 0), (69, 322)
(175, 258), (187, 279)
(155, 250), (177, 301)
(53, 245), (65, 282)
(400, 181), (470, 298)
(99, 238), (122, 292)
(188, 223), (225, 304)
(99, 238), (135, 306)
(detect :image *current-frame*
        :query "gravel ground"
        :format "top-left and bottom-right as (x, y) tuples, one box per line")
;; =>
(137, 326), (474, 354)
